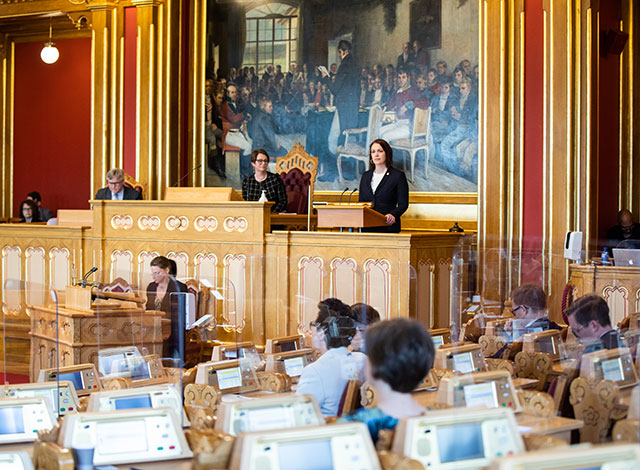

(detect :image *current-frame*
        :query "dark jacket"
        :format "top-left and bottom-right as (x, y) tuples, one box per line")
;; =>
(94, 186), (142, 200)
(327, 53), (360, 132)
(146, 279), (188, 359)
(358, 166), (409, 233)
(247, 109), (280, 155)
(606, 224), (640, 249)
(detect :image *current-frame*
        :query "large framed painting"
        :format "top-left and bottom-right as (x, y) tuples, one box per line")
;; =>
(204, 0), (478, 193)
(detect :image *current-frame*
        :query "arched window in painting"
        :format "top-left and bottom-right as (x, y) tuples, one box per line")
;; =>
(243, 3), (299, 74)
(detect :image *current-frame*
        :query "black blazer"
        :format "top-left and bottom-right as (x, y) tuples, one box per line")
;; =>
(146, 279), (188, 358)
(358, 166), (409, 233)
(94, 186), (142, 200)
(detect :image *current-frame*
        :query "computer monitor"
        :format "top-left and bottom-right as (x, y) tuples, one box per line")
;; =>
(195, 359), (259, 394)
(436, 370), (522, 412)
(265, 349), (315, 383)
(228, 422), (380, 470)
(58, 408), (193, 466)
(37, 364), (102, 397)
(522, 330), (563, 361)
(393, 407), (524, 469)
(211, 342), (257, 362)
(98, 348), (167, 387)
(265, 335), (304, 354)
(86, 384), (190, 427)
(434, 343), (487, 373)
(579, 347), (638, 389)
(491, 443), (640, 470)
(98, 346), (143, 378)
(0, 397), (56, 443)
(0, 452), (33, 470)
(0, 381), (80, 417)
(215, 394), (324, 436)
(429, 328), (452, 349)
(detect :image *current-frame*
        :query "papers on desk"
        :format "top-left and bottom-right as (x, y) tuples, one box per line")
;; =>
(517, 425), (532, 434)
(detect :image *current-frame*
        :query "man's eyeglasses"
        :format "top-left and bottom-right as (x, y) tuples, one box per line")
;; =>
(512, 305), (526, 315)
(309, 321), (321, 330)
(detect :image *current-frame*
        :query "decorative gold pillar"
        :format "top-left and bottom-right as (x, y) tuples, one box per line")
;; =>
(478, 0), (522, 303)
(0, 32), (12, 218)
(132, 0), (161, 199)
(620, 0), (640, 215)
(187, 0), (207, 187)
(87, 1), (119, 199)
(479, 0), (599, 319)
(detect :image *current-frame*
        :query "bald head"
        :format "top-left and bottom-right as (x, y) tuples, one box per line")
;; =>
(618, 209), (633, 225)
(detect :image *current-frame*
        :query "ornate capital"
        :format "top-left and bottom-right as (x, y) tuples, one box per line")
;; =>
(86, 0), (117, 11)
(131, 0), (161, 6)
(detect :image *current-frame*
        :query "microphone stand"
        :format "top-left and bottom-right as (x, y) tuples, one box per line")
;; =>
(172, 164), (202, 187)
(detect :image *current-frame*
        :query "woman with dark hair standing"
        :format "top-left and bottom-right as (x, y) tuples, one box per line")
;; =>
(145, 256), (188, 359)
(358, 139), (409, 233)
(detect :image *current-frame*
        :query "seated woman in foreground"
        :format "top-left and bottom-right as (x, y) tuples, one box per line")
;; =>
(145, 255), (188, 359)
(296, 298), (365, 417)
(340, 317), (435, 443)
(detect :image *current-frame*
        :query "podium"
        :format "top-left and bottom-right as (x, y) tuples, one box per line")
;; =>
(316, 204), (388, 229)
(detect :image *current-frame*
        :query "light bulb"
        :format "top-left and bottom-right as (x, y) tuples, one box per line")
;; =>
(41, 42), (59, 64)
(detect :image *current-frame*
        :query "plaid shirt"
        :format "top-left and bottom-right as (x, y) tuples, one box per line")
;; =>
(242, 171), (288, 213)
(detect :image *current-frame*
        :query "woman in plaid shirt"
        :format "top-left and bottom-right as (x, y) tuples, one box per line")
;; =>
(241, 149), (288, 213)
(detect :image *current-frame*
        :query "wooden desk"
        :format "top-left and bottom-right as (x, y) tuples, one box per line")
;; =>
(517, 414), (583, 443)
(29, 303), (165, 381)
(0, 200), (473, 375)
(569, 264), (640, 327)
(271, 213), (317, 231)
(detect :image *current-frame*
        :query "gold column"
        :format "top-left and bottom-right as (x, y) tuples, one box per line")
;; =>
(478, 0), (522, 303)
(187, 0), (206, 187)
(620, 0), (639, 215)
(0, 33), (12, 218)
(132, 0), (162, 199)
(87, 1), (119, 199)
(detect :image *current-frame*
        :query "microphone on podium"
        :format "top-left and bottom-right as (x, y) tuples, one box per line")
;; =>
(338, 187), (349, 205)
(80, 267), (98, 288)
(347, 188), (357, 205)
(172, 164), (203, 187)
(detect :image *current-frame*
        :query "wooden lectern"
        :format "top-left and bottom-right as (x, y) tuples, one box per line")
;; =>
(316, 204), (387, 230)
(164, 187), (243, 201)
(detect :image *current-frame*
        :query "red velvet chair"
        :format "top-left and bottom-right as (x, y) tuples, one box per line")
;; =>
(275, 143), (318, 215)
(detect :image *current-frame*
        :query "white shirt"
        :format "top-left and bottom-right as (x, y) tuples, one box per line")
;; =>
(296, 347), (365, 416)
(111, 189), (124, 200)
(438, 92), (450, 111)
(371, 172), (385, 193)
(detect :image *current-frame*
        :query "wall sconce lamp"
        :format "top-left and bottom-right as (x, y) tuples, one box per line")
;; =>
(40, 22), (59, 64)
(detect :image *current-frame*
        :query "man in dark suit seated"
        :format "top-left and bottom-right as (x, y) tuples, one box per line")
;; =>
(566, 294), (622, 353)
(94, 168), (142, 200)
(606, 209), (640, 248)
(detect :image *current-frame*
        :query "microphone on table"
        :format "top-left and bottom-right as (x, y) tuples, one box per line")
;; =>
(338, 187), (349, 205)
(80, 267), (98, 288)
(172, 164), (202, 187)
(347, 188), (357, 205)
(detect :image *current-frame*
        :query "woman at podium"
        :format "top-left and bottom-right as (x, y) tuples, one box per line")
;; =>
(358, 139), (409, 233)
(145, 256), (188, 358)
(241, 149), (288, 213)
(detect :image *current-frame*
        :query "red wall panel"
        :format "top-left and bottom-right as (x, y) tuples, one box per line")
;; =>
(597, 2), (622, 243)
(13, 38), (91, 216)
(521, 0), (545, 284)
